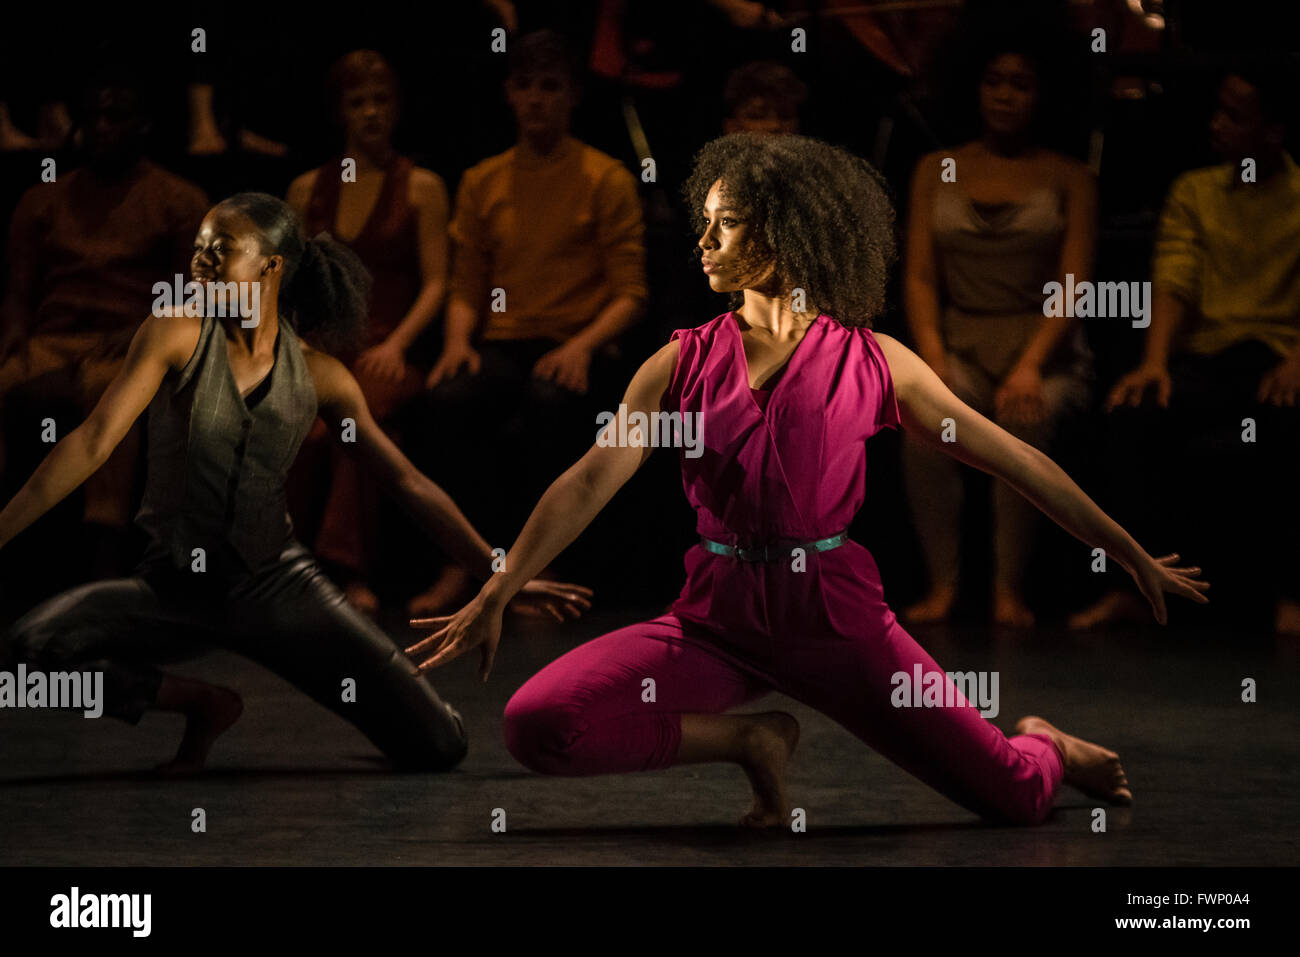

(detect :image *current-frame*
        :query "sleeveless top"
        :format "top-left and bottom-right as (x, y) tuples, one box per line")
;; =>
(663, 311), (901, 642)
(932, 185), (1090, 378)
(135, 313), (319, 575)
(303, 155), (421, 350)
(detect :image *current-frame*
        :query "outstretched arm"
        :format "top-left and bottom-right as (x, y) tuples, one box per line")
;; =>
(874, 332), (1208, 623)
(306, 348), (499, 582)
(405, 337), (680, 677)
(480, 338), (676, 607)
(0, 314), (195, 550)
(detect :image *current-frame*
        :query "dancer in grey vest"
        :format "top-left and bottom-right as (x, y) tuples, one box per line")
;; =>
(0, 193), (590, 772)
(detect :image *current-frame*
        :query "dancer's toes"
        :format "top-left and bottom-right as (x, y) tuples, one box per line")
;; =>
(1017, 714), (1132, 806)
(737, 711), (799, 829)
(1067, 590), (1146, 630)
(993, 589), (1035, 628)
(156, 687), (243, 775)
(902, 586), (956, 625)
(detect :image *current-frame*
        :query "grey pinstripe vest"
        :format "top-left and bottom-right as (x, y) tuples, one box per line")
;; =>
(135, 313), (318, 573)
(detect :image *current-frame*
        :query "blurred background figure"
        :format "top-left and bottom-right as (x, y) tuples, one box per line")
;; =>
(287, 50), (450, 616)
(900, 10), (1096, 628)
(0, 66), (208, 579)
(407, 30), (647, 617)
(722, 61), (807, 135)
(1075, 61), (1300, 635)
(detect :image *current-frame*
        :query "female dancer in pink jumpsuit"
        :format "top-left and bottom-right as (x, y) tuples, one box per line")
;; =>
(406, 134), (1209, 827)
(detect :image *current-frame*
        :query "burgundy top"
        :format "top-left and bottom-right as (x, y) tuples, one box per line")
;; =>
(303, 155), (421, 350)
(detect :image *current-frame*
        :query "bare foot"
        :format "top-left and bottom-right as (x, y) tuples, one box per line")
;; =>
(344, 581), (380, 617)
(187, 126), (228, 156)
(737, 711), (800, 828)
(407, 565), (474, 619)
(238, 127), (290, 158)
(155, 687), (244, 776)
(1067, 590), (1147, 630)
(902, 585), (957, 625)
(1275, 599), (1300, 637)
(993, 588), (1035, 628)
(1016, 715), (1131, 806)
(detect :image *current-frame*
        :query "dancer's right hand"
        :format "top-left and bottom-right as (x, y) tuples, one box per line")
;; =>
(406, 591), (503, 682)
(1128, 552), (1210, 625)
(425, 341), (481, 390)
(1106, 363), (1172, 411)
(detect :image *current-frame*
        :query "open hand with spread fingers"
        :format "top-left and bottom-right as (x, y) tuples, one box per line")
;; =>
(406, 579), (593, 681)
(1128, 552), (1210, 625)
(507, 578), (594, 621)
(407, 591), (504, 681)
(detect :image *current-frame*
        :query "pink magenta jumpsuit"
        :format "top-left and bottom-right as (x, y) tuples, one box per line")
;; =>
(504, 311), (1065, 824)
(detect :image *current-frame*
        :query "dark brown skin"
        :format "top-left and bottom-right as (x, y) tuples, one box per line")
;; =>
(402, 177), (1205, 824)
(0, 205), (592, 770)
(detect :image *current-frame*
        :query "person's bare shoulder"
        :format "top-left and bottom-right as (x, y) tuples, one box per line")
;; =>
(298, 340), (353, 405)
(142, 311), (205, 371)
(1040, 150), (1094, 189)
(286, 169), (320, 210)
(409, 167), (449, 207)
(866, 331), (913, 387)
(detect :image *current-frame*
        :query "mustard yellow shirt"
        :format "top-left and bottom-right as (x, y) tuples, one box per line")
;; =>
(448, 135), (648, 343)
(1152, 152), (1300, 358)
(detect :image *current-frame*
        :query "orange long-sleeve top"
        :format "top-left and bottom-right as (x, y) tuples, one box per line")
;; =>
(448, 135), (648, 343)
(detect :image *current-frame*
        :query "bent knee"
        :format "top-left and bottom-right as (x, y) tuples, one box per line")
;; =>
(390, 703), (468, 772)
(503, 691), (585, 776)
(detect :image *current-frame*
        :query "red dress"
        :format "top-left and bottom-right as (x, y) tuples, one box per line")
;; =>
(299, 156), (427, 574)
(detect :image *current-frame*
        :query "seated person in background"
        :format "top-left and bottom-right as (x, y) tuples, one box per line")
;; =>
(409, 30), (647, 617)
(0, 67), (208, 575)
(1072, 63), (1300, 635)
(287, 50), (450, 616)
(902, 37), (1096, 628)
(722, 60), (806, 136)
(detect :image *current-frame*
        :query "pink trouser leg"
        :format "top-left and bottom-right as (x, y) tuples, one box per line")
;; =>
(506, 612), (1064, 825)
(774, 614), (1065, 825)
(504, 615), (768, 775)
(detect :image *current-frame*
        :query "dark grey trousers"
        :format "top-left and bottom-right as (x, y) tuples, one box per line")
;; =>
(1, 538), (468, 770)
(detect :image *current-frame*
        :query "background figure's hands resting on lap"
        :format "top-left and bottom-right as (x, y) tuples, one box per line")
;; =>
(1256, 356), (1300, 407)
(425, 341), (481, 390)
(355, 339), (408, 385)
(995, 364), (1047, 425)
(532, 342), (592, 394)
(1106, 363), (1173, 410)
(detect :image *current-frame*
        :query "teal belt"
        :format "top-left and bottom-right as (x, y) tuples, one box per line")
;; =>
(701, 531), (849, 562)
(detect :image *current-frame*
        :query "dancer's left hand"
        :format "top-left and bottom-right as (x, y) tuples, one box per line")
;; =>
(995, 365), (1046, 425)
(1130, 552), (1210, 625)
(407, 592), (504, 680)
(507, 579), (594, 621)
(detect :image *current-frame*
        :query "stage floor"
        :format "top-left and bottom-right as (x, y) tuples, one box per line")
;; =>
(2, 605), (1296, 866)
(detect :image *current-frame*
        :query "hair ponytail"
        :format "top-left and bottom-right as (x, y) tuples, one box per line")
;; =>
(284, 232), (371, 353)
(217, 192), (371, 353)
